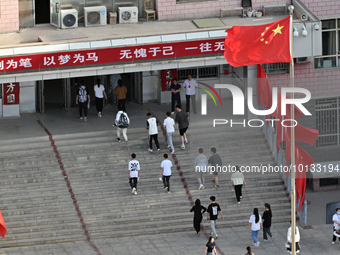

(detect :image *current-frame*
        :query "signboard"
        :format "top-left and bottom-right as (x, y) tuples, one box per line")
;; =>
(3, 82), (19, 105)
(0, 38), (225, 73)
(161, 69), (177, 91)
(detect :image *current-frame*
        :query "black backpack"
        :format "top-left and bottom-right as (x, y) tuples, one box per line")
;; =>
(118, 113), (128, 128)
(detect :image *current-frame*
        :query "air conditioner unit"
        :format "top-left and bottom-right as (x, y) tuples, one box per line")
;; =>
(60, 9), (78, 29)
(296, 57), (312, 64)
(84, 6), (107, 27)
(119, 6), (138, 24)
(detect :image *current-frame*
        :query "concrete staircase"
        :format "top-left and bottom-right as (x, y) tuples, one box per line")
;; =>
(0, 123), (290, 247)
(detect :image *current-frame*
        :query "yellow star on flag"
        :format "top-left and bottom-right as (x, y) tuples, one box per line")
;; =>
(272, 24), (284, 36)
(261, 38), (264, 42)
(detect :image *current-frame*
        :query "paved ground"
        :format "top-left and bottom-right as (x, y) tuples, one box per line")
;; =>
(0, 101), (338, 254)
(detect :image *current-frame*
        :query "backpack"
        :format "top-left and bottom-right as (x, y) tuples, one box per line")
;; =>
(118, 113), (128, 128)
(79, 86), (87, 103)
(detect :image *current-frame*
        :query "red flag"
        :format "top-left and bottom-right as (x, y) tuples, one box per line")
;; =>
(257, 64), (273, 109)
(283, 124), (319, 146)
(295, 143), (313, 212)
(225, 17), (291, 67)
(0, 210), (7, 238)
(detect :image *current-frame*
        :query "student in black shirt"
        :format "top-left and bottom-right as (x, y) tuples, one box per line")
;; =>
(262, 203), (274, 241)
(207, 196), (224, 239)
(170, 79), (181, 114)
(205, 236), (218, 255)
(190, 199), (207, 236)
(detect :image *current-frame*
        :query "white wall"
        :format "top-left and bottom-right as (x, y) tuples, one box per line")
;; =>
(20, 81), (36, 113)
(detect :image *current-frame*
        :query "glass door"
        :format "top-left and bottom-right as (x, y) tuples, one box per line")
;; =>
(50, 0), (60, 27)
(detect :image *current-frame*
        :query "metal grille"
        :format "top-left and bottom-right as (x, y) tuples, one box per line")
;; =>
(320, 178), (339, 187)
(316, 98), (339, 146)
(177, 66), (219, 81)
(262, 63), (289, 75)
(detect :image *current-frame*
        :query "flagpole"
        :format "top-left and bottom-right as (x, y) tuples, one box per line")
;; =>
(288, 5), (296, 255)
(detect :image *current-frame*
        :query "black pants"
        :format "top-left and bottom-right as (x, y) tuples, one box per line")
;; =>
(333, 228), (340, 242)
(171, 96), (181, 112)
(78, 101), (87, 117)
(149, 134), (160, 150)
(193, 215), (202, 234)
(129, 177), (138, 190)
(287, 242), (300, 252)
(234, 184), (243, 202)
(95, 97), (103, 113)
(185, 94), (196, 113)
(263, 227), (273, 240)
(118, 99), (126, 112)
(163, 175), (170, 191)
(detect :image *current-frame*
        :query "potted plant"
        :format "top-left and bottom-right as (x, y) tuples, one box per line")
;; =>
(256, 10), (263, 18)
(247, 8), (252, 17)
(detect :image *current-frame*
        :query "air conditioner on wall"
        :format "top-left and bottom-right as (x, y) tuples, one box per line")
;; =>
(296, 57), (313, 64)
(119, 6), (138, 24)
(84, 6), (107, 27)
(60, 9), (78, 29)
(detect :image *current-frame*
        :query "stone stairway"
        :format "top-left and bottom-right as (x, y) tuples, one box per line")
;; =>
(0, 122), (291, 248)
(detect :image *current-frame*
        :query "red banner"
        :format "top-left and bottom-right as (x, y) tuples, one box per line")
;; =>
(161, 69), (177, 91)
(0, 39), (225, 73)
(3, 82), (19, 105)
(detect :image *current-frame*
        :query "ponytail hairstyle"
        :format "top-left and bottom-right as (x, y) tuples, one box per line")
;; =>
(96, 78), (100, 88)
(246, 246), (252, 255)
(254, 208), (259, 224)
(265, 203), (272, 217)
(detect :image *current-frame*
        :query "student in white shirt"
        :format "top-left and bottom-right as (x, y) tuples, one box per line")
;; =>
(160, 154), (172, 193)
(332, 208), (340, 244)
(286, 220), (301, 253)
(231, 165), (246, 204)
(247, 208), (262, 247)
(146, 113), (160, 152)
(93, 78), (107, 117)
(183, 74), (198, 114)
(128, 153), (140, 195)
(163, 112), (175, 154)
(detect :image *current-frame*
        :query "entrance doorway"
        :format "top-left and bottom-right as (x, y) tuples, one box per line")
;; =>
(35, 0), (50, 24)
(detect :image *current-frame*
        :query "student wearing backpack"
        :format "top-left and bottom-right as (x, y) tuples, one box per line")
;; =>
(76, 81), (91, 121)
(94, 78), (107, 117)
(113, 107), (130, 142)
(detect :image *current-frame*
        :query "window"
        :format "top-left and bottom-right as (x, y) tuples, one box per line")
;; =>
(262, 63), (289, 75)
(316, 98), (340, 147)
(320, 178), (339, 187)
(314, 19), (340, 69)
(177, 66), (219, 81)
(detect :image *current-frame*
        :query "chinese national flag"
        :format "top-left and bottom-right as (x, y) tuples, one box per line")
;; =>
(0, 210), (7, 238)
(224, 16), (291, 67)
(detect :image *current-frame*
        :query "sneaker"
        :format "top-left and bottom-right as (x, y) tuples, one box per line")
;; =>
(171, 150), (175, 155)
(296, 251), (300, 253)
(167, 145), (171, 149)
(157, 148), (160, 152)
(167, 191), (171, 194)
(237, 202), (241, 204)
(84, 116), (87, 122)
(117, 138), (121, 142)
(240, 196), (242, 198)
(147, 148), (153, 152)
(171, 112), (175, 115)
(210, 232), (213, 235)
(215, 235), (218, 240)
(271, 236), (274, 241)
(214, 185), (219, 189)
(164, 186), (168, 190)
(263, 239), (268, 242)
(332, 241), (335, 245)
(80, 117), (83, 120)
(199, 184), (204, 190)
(131, 187), (136, 194)
(126, 140), (128, 143)
(197, 232), (200, 237)
(256, 242), (260, 247)
(180, 145), (185, 149)
(184, 139), (188, 144)
(253, 243), (256, 246)
(97, 112), (100, 117)
(134, 191), (137, 195)
(201, 185), (205, 190)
